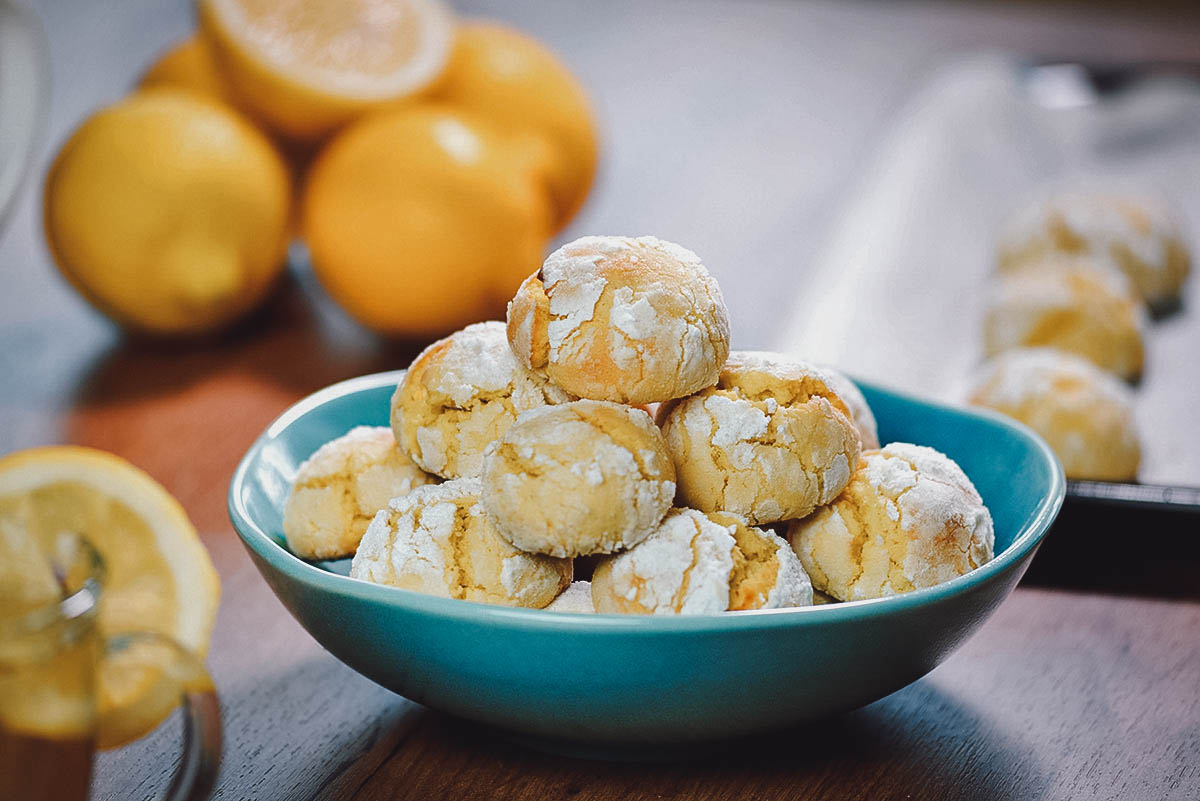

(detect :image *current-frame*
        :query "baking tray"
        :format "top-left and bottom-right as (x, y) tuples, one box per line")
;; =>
(775, 54), (1200, 529)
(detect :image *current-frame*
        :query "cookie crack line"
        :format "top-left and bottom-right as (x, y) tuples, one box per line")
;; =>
(672, 514), (707, 613)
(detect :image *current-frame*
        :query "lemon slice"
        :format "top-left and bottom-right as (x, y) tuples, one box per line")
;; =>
(0, 447), (220, 746)
(200, 0), (455, 139)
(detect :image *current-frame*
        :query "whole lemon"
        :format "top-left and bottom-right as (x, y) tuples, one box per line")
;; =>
(137, 35), (230, 104)
(302, 105), (553, 337)
(44, 92), (292, 335)
(434, 22), (599, 231)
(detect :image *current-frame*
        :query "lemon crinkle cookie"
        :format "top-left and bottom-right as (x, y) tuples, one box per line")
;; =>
(983, 256), (1145, 381)
(283, 425), (437, 560)
(506, 235), (731, 404)
(997, 191), (1191, 306)
(350, 478), (572, 607)
(786, 443), (994, 602)
(967, 348), (1140, 481)
(657, 351), (862, 525)
(391, 321), (574, 480)
(591, 508), (812, 615)
(481, 400), (675, 557)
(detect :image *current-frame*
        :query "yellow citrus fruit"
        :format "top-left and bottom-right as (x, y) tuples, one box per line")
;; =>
(0, 446), (220, 747)
(303, 105), (553, 337)
(44, 92), (292, 335)
(137, 35), (230, 103)
(435, 22), (598, 230)
(199, 0), (455, 140)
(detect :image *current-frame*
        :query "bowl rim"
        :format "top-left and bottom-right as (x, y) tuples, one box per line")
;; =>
(228, 370), (1065, 634)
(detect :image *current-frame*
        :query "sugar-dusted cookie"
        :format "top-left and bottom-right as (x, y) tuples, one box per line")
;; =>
(506, 235), (730, 404)
(391, 321), (574, 480)
(350, 478), (572, 608)
(481, 400), (675, 557)
(997, 191), (1191, 306)
(984, 256), (1145, 380)
(786, 443), (994, 602)
(967, 347), (1140, 481)
(591, 508), (813, 615)
(657, 351), (861, 525)
(283, 425), (437, 560)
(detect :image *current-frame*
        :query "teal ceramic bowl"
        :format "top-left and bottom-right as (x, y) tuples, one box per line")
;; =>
(229, 371), (1063, 753)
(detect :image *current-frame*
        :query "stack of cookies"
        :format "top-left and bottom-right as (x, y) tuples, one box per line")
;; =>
(284, 235), (995, 613)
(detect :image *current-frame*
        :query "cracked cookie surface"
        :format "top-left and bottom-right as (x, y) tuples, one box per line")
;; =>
(391, 321), (574, 480)
(818, 365), (879, 450)
(481, 400), (675, 557)
(786, 443), (994, 601)
(984, 256), (1145, 381)
(657, 351), (862, 525)
(967, 347), (1139, 481)
(506, 235), (730, 404)
(591, 508), (812, 615)
(349, 478), (572, 607)
(283, 425), (437, 560)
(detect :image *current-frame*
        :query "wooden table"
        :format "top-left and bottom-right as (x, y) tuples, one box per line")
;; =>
(3, 1), (1199, 799)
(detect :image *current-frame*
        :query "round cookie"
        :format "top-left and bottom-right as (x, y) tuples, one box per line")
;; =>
(997, 191), (1191, 306)
(481, 400), (675, 557)
(967, 348), (1140, 481)
(545, 581), (595, 613)
(656, 351), (862, 525)
(819, 365), (880, 450)
(786, 443), (994, 602)
(506, 235), (731, 404)
(391, 321), (574, 480)
(283, 425), (437, 560)
(983, 256), (1145, 380)
(591, 508), (813, 615)
(349, 478), (572, 608)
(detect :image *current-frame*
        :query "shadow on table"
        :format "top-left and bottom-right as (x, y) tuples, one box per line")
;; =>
(67, 272), (429, 409)
(368, 680), (1050, 801)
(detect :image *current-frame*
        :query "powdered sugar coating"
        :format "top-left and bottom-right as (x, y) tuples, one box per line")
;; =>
(818, 365), (880, 450)
(506, 236), (731, 404)
(787, 444), (994, 602)
(592, 508), (814, 614)
(392, 321), (574, 479)
(481, 400), (675, 557)
(283, 424), (437, 560)
(350, 479), (571, 607)
(657, 351), (862, 525)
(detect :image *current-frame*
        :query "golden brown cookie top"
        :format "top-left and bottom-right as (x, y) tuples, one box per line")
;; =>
(506, 235), (731, 404)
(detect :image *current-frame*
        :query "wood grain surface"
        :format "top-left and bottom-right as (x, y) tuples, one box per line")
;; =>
(3, 1), (1200, 799)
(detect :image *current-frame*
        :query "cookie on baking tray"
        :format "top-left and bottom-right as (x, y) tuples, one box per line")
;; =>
(967, 347), (1140, 481)
(997, 190), (1191, 307)
(983, 256), (1145, 381)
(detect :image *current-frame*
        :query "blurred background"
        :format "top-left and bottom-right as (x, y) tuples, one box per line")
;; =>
(3, 0), (1200, 524)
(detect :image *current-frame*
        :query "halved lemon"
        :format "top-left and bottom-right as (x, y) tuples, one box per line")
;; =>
(0, 446), (220, 747)
(200, 0), (456, 140)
